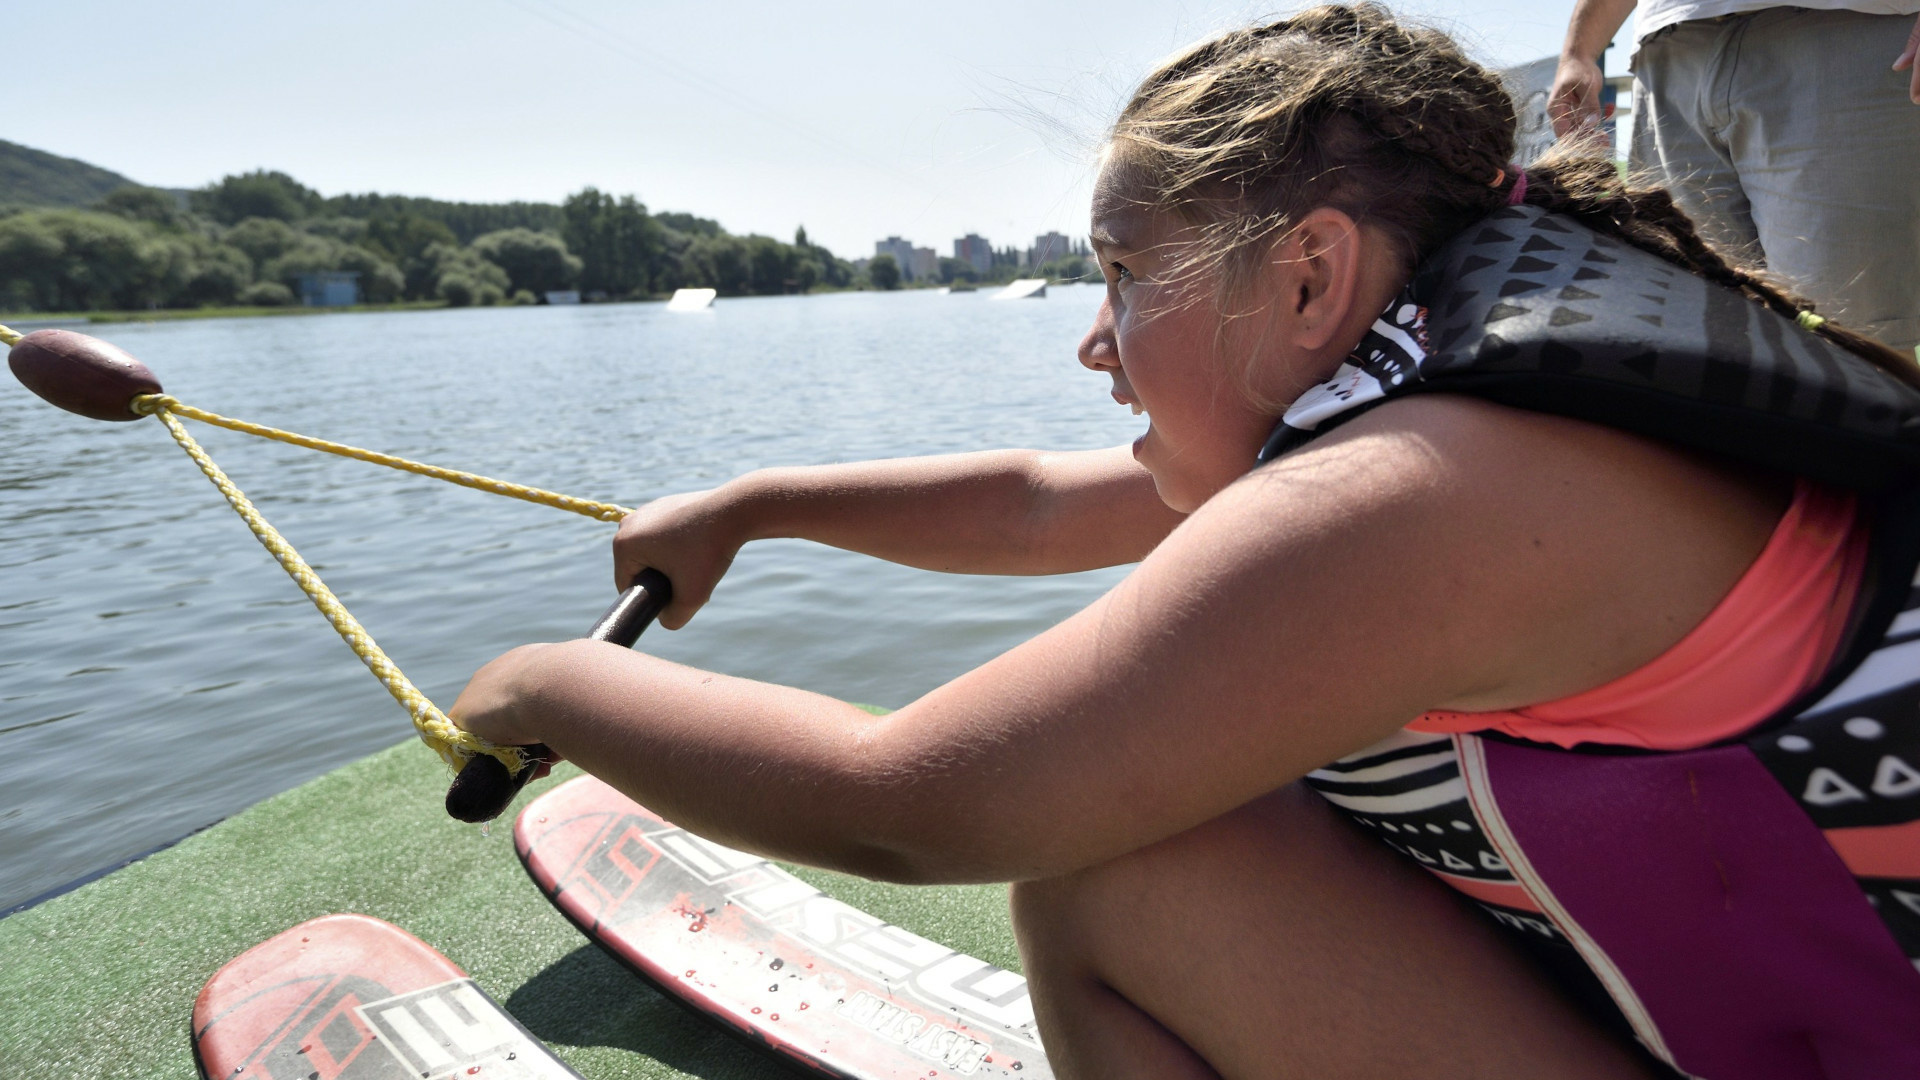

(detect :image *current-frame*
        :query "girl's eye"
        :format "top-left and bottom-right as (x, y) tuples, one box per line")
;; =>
(1110, 262), (1133, 282)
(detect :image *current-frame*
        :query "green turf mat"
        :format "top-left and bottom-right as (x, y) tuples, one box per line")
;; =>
(0, 738), (1018, 1079)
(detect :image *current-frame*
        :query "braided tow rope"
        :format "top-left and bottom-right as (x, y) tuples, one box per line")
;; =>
(3, 317), (632, 775)
(121, 394), (634, 773)
(130, 395), (632, 522)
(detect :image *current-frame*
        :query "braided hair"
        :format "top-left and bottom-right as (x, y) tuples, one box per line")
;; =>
(1111, 3), (1917, 382)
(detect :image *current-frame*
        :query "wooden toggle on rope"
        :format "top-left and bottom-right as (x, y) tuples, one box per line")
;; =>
(3, 324), (632, 784)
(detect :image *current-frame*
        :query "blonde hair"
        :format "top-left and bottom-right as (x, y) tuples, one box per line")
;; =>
(1110, 3), (1918, 382)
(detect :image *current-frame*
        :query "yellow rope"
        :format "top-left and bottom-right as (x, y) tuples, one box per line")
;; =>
(130, 394), (631, 522)
(145, 403), (527, 773)
(3, 326), (621, 779)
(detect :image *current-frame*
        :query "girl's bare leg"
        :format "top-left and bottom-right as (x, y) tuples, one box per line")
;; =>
(1011, 783), (1657, 1079)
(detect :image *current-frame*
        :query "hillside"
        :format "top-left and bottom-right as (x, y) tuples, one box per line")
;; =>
(0, 139), (154, 209)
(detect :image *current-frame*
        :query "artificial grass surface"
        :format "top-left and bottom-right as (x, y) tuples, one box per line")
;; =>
(0, 737), (1019, 1080)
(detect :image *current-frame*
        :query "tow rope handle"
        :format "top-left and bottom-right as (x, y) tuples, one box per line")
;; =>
(443, 568), (673, 822)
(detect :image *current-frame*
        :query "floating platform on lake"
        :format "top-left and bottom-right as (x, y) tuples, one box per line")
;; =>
(665, 288), (718, 311)
(990, 279), (1047, 301)
(0, 734), (1019, 1079)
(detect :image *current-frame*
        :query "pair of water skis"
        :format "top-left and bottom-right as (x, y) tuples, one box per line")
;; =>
(191, 775), (1049, 1080)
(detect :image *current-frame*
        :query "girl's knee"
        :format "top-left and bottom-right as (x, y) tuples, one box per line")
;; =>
(1010, 783), (1334, 952)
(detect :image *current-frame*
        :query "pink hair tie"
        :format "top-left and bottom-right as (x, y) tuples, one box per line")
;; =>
(1506, 166), (1529, 206)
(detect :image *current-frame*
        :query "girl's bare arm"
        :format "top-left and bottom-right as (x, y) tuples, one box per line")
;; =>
(614, 445), (1185, 627)
(459, 396), (1784, 883)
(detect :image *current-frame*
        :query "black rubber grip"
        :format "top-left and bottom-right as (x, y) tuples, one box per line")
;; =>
(444, 568), (673, 823)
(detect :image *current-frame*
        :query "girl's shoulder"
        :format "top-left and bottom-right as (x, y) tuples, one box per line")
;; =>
(1191, 392), (1790, 711)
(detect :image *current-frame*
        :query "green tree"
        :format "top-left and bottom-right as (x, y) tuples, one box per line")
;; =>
(938, 256), (978, 284)
(471, 228), (582, 297)
(302, 216), (368, 244)
(323, 193), (563, 243)
(362, 212), (458, 299)
(561, 188), (664, 298)
(93, 186), (181, 228)
(170, 232), (254, 306)
(868, 253), (901, 290)
(423, 242), (510, 306)
(1040, 255), (1091, 282)
(0, 209), (172, 310)
(191, 170), (319, 225)
(684, 234), (752, 295)
(745, 235), (791, 295)
(223, 217), (304, 269)
(239, 281), (295, 306)
(656, 211), (722, 238)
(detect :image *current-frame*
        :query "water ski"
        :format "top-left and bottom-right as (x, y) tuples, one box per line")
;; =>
(192, 913), (581, 1080)
(515, 776), (1052, 1079)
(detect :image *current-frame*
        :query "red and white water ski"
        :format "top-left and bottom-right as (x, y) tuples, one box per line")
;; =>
(192, 913), (581, 1080)
(515, 775), (1053, 1080)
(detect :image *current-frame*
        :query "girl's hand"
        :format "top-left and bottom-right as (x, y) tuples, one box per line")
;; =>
(447, 642), (559, 749)
(613, 485), (750, 629)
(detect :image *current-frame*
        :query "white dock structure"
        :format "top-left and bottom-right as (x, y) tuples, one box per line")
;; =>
(666, 288), (717, 311)
(991, 278), (1048, 301)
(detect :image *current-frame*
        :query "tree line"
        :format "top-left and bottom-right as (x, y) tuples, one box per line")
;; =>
(0, 169), (856, 313)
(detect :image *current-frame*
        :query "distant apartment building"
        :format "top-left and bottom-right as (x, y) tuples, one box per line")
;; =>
(910, 247), (938, 283)
(954, 234), (993, 277)
(1028, 231), (1074, 268)
(875, 236), (916, 278)
(873, 237), (939, 283)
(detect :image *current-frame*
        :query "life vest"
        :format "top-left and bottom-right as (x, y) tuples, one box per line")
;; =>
(1267, 205), (1920, 1080)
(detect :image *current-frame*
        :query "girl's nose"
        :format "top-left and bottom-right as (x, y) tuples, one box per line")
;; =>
(1079, 297), (1118, 371)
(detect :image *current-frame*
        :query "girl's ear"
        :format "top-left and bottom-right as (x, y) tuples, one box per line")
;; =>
(1269, 207), (1367, 354)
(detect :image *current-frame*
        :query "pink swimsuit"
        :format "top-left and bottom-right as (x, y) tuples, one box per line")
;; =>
(1415, 478), (1869, 751)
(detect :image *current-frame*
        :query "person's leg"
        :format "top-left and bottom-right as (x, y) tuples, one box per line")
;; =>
(1010, 783), (1658, 1079)
(1725, 8), (1920, 352)
(1630, 20), (1763, 261)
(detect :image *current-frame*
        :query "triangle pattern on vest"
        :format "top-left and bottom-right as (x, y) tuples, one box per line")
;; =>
(1804, 767), (1868, 806)
(1871, 754), (1920, 798)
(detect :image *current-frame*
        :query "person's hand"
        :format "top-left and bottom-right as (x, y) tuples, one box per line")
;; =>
(448, 642), (559, 751)
(1896, 12), (1920, 104)
(1549, 54), (1606, 137)
(613, 486), (750, 629)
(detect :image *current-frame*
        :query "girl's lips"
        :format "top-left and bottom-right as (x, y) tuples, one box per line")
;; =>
(1111, 390), (1145, 415)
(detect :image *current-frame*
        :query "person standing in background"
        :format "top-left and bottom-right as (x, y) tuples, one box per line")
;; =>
(1551, 0), (1920, 354)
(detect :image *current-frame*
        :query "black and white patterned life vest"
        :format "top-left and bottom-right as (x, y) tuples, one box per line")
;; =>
(1264, 205), (1920, 1080)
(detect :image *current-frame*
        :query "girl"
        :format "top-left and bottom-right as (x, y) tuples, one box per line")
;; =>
(451, 7), (1920, 1077)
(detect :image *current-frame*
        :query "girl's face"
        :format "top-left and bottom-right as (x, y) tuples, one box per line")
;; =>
(1079, 167), (1292, 512)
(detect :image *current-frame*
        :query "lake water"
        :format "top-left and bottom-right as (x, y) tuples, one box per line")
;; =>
(0, 285), (1142, 913)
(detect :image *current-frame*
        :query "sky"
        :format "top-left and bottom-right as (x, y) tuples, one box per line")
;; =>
(5, 0), (1635, 260)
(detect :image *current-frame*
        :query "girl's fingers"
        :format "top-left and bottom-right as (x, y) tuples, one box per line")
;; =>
(1896, 15), (1920, 93)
